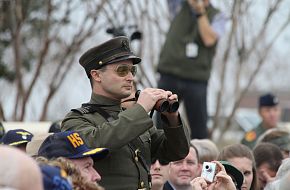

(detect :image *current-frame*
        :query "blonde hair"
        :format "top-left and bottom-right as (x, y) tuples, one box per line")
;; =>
(36, 157), (104, 190)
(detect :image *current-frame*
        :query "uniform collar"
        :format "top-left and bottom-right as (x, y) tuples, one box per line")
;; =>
(89, 93), (122, 111)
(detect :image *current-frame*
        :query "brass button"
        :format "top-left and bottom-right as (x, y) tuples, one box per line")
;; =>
(99, 61), (103, 65)
(140, 181), (144, 188)
(135, 156), (138, 162)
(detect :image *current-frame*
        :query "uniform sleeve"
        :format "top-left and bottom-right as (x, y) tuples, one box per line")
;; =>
(61, 104), (153, 149)
(150, 114), (190, 163)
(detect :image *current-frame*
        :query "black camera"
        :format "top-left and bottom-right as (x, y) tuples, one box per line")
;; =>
(135, 90), (179, 113)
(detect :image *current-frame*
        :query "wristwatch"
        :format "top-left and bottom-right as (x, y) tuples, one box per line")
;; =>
(195, 12), (206, 18)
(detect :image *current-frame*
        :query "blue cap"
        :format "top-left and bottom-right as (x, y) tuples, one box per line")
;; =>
(1, 129), (33, 146)
(259, 93), (279, 107)
(40, 164), (73, 190)
(38, 131), (109, 159)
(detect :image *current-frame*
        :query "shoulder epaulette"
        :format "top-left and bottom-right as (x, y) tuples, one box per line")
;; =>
(71, 105), (95, 115)
(71, 104), (114, 122)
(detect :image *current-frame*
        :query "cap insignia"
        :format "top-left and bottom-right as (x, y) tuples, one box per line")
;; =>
(67, 133), (84, 148)
(16, 131), (31, 140)
(122, 40), (130, 51)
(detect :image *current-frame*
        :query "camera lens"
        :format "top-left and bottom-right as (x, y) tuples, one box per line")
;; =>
(205, 165), (212, 172)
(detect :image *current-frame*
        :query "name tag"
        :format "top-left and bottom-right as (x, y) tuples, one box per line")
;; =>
(186, 42), (198, 58)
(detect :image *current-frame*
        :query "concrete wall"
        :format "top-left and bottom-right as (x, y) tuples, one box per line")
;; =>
(2, 122), (52, 134)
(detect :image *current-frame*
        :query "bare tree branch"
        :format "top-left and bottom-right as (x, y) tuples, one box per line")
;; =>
(218, 4), (290, 138)
(211, 0), (239, 137)
(20, 0), (53, 120)
(39, 0), (107, 120)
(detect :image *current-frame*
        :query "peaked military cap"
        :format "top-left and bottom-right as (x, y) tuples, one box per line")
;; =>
(259, 93), (279, 107)
(79, 36), (141, 76)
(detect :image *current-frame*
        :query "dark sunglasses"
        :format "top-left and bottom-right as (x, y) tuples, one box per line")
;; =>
(151, 158), (169, 166)
(114, 64), (137, 77)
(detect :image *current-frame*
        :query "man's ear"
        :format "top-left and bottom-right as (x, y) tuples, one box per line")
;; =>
(197, 163), (202, 175)
(90, 70), (101, 82)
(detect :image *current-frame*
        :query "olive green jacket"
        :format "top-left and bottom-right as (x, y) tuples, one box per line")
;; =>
(241, 123), (267, 149)
(61, 93), (190, 190)
(157, 2), (219, 82)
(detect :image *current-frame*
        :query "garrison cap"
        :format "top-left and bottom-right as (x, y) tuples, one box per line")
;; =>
(259, 93), (279, 108)
(1, 129), (33, 146)
(79, 36), (141, 76)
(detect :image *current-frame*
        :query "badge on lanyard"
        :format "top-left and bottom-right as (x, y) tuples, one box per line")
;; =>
(186, 42), (199, 58)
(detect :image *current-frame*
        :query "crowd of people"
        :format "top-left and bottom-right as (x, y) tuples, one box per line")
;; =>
(1, 116), (289, 190)
(1, 0), (290, 190)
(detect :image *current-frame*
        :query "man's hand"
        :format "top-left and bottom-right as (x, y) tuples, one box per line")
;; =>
(191, 177), (208, 190)
(136, 88), (170, 113)
(209, 161), (236, 190)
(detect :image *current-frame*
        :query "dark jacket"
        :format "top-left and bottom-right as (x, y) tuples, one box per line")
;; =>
(163, 182), (174, 190)
(61, 93), (189, 190)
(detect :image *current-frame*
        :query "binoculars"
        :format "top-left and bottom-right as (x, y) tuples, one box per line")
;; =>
(135, 90), (179, 113)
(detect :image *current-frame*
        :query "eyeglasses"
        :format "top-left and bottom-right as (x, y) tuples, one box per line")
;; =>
(114, 64), (137, 77)
(151, 158), (169, 166)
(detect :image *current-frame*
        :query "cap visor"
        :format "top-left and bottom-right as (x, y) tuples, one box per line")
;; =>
(9, 140), (29, 146)
(82, 147), (109, 160)
(108, 55), (141, 65)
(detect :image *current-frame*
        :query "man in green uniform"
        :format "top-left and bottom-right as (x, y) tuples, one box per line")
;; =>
(241, 93), (281, 149)
(61, 36), (190, 190)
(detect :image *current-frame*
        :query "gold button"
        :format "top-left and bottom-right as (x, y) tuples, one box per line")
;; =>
(135, 156), (138, 162)
(99, 61), (103, 65)
(140, 181), (144, 188)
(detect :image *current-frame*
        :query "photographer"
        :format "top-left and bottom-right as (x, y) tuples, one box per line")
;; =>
(157, 0), (227, 139)
(61, 36), (190, 190)
(191, 161), (240, 190)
